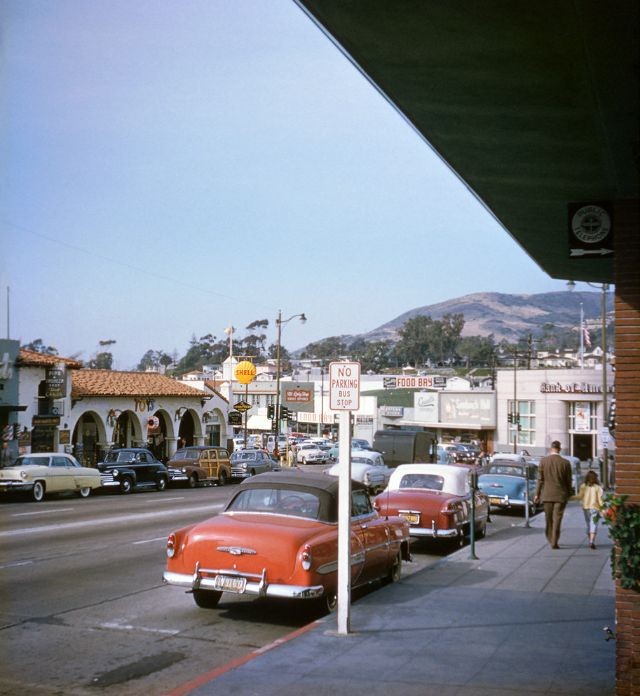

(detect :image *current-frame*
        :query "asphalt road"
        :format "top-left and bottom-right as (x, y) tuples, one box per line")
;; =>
(0, 483), (524, 696)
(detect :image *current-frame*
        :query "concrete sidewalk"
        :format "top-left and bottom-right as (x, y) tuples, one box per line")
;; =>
(179, 502), (615, 696)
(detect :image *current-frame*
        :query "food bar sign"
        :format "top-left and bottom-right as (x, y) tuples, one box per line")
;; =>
(329, 361), (361, 411)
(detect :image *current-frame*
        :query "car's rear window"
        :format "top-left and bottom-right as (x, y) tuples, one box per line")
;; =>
(399, 474), (445, 491)
(226, 487), (320, 520)
(489, 466), (524, 476)
(105, 451), (135, 463)
(231, 451), (257, 461)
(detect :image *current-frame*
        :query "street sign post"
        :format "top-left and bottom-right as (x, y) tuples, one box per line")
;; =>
(329, 361), (361, 636)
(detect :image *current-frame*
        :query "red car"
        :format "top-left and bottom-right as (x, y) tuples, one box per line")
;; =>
(374, 464), (489, 545)
(163, 471), (411, 612)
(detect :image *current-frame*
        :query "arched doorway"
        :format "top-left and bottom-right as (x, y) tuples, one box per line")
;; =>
(177, 410), (196, 448)
(147, 410), (172, 462)
(72, 412), (104, 467)
(111, 410), (140, 448)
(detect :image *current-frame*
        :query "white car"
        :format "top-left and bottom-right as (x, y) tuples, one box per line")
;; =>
(296, 442), (328, 464)
(0, 452), (102, 502)
(325, 450), (392, 492)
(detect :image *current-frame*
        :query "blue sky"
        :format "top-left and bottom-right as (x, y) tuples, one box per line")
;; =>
(1, 0), (572, 369)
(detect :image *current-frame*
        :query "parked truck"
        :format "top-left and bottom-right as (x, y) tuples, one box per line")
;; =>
(372, 429), (437, 468)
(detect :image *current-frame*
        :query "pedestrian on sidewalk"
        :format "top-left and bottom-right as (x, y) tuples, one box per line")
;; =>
(578, 470), (604, 549)
(534, 440), (573, 549)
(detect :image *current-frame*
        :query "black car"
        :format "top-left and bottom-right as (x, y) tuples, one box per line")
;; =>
(97, 448), (169, 494)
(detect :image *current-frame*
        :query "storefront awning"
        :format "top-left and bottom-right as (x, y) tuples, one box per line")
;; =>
(396, 420), (495, 431)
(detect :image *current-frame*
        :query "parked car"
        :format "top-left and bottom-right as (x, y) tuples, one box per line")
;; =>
(230, 448), (277, 479)
(324, 450), (392, 493)
(97, 448), (169, 494)
(373, 463), (489, 545)
(166, 446), (231, 487)
(477, 460), (539, 515)
(0, 452), (102, 502)
(328, 438), (371, 461)
(163, 471), (411, 612)
(296, 442), (329, 465)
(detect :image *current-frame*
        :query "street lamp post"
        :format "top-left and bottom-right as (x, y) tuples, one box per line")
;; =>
(567, 281), (610, 488)
(274, 311), (307, 446)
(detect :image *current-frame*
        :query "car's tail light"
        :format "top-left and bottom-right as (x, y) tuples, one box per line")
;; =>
(167, 533), (176, 558)
(441, 502), (459, 515)
(300, 544), (312, 571)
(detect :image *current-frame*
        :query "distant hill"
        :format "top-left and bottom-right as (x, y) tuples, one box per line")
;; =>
(306, 291), (612, 349)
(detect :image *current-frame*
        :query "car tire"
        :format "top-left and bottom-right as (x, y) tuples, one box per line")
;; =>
(78, 487), (92, 498)
(188, 474), (198, 488)
(476, 521), (487, 539)
(193, 589), (222, 609)
(32, 481), (45, 502)
(301, 458), (306, 464)
(384, 551), (402, 584)
(218, 470), (228, 486)
(119, 477), (133, 494)
(156, 477), (167, 492)
(319, 590), (338, 614)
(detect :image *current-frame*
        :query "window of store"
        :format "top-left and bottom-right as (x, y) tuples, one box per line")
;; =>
(508, 400), (535, 445)
(568, 401), (597, 432)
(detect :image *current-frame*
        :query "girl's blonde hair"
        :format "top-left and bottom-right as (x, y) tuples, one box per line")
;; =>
(585, 470), (599, 486)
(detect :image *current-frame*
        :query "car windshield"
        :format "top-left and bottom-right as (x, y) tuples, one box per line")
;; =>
(226, 487), (321, 520)
(399, 473), (445, 491)
(104, 451), (136, 463)
(231, 451), (257, 461)
(14, 457), (48, 467)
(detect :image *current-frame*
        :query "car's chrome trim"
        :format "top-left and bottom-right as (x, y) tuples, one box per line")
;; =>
(163, 568), (324, 600)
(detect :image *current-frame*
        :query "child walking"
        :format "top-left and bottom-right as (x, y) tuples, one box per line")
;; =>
(578, 470), (604, 549)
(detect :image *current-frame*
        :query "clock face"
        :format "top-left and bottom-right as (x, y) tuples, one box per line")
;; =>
(571, 205), (611, 244)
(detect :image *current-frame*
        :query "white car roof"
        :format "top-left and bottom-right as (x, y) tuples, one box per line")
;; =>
(491, 453), (527, 464)
(388, 463), (470, 496)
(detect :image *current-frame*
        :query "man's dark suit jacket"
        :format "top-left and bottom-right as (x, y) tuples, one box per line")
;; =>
(535, 453), (573, 503)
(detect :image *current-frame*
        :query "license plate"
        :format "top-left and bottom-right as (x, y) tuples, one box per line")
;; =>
(399, 511), (420, 525)
(213, 575), (247, 593)
(489, 497), (502, 504)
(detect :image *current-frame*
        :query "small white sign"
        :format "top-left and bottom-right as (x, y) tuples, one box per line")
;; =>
(329, 361), (361, 411)
(600, 428), (610, 446)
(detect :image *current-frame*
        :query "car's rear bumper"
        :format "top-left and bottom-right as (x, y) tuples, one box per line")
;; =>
(163, 566), (324, 601)
(487, 496), (526, 508)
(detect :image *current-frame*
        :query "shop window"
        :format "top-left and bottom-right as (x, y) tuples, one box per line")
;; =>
(569, 401), (597, 432)
(508, 400), (535, 445)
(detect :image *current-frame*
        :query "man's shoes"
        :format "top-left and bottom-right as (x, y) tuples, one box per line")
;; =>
(590, 543), (596, 550)
(551, 544), (560, 549)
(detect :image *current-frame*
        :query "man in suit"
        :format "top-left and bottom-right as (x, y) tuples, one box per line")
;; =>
(534, 440), (573, 549)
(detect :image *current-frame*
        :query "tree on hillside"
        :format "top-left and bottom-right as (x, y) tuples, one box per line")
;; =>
(349, 338), (393, 372)
(301, 336), (348, 361)
(396, 314), (465, 366)
(457, 334), (497, 367)
(88, 339), (116, 370)
(21, 339), (58, 355)
(136, 349), (174, 372)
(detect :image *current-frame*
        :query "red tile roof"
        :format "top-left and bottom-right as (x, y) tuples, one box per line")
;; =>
(18, 349), (83, 369)
(72, 370), (205, 398)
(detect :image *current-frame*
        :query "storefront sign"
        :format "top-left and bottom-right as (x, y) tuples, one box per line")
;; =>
(32, 415), (61, 426)
(379, 405), (404, 417)
(383, 375), (446, 389)
(280, 381), (314, 412)
(540, 382), (612, 394)
(46, 363), (66, 398)
(440, 393), (495, 426)
(414, 392), (439, 421)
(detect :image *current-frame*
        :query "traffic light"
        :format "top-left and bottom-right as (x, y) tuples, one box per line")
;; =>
(267, 405), (274, 420)
(507, 413), (513, 423)
(280, 406), (289, 421)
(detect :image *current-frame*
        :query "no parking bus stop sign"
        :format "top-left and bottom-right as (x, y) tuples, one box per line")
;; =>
(329, 361), (361, 411)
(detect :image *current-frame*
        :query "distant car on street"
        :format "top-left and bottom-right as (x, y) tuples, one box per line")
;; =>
(324, 450), (392, 493)
(166, 446), (231, 487)
(0, 452), (102, 502)
(296, 442), (329, 465)
(230, 449), (278, 479)
(97, 448), (169, 494)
